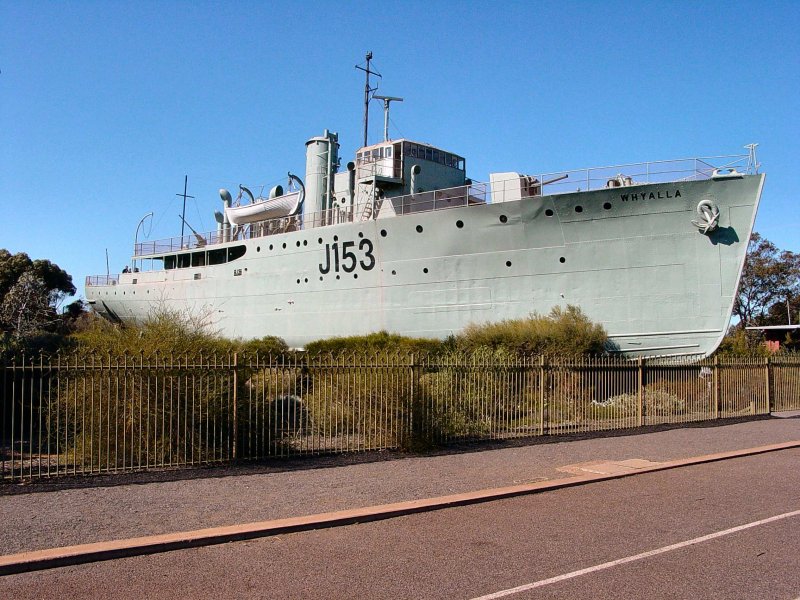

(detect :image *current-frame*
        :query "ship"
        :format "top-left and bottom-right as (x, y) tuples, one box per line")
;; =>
(85, 56), (765, 358)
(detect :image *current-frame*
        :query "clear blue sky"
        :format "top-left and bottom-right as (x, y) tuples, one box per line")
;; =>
(2, 0), (798, 303)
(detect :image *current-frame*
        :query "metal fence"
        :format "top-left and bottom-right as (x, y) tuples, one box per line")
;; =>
(2, 352), (798, 482)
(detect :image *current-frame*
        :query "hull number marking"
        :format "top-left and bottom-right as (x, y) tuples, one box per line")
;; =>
(319, 239), (376, 274)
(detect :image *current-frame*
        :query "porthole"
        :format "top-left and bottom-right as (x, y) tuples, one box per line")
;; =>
(423, 267), (429, 273)
(575, 206), (583, 213)
(505, 261), (512, 267)
(304, 278), (308, 283)
(303, 240), (308, 246)
(353, 273), (358, 279)
(296, 279), (300, 284)
(336, 274), (340, 280)
(380, 229), (387, 237)
(333, 235), (339, 242)
(603, 202), (612, 210)
(358, 232), (364, 238)
(545, 209), (554, 217)
(499, 215), (508, 223)
(319, 276), (323, 281)
(296, 241), (301, 247)
(318, 237), (323, 244)
(391, 270), (397, 275)
(257, 246), (261, 252)
(559, 257), (566, 263)
(269, 244), (274, 250)
(456, 220), (464, 228)
(416, 225), (423, 233)
(282, 243), (286, 249)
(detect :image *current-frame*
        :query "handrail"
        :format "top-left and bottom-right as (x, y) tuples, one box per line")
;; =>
(86, 275), (119, 286)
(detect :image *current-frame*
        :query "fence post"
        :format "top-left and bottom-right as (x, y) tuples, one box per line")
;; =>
(765, 356), (772, 414)
(637, 357), (644, 427)
(410, 353), (423, 448)
(713, 355), (720, 419)
(538, 355), (546, 435)
(232, 352), (238, 462)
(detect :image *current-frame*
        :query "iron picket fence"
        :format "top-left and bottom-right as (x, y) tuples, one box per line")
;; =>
(2, 352), (799, 482)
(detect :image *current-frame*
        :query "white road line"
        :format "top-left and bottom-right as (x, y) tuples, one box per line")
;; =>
(470, 509), (800, 600)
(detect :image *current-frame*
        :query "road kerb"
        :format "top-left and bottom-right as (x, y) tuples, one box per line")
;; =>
(1, 440), (798, 576)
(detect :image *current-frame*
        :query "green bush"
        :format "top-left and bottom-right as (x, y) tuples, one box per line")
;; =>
(456, 305), (608, 357)
(68, 307), (292, 359)
(304, 330), (443, 356)
(238, 335), (290, 358)
(69, 308), (229, 357)
(715, 328), (772, 358)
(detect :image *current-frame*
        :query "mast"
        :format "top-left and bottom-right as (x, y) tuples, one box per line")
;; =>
(355, 52), (381, 147)
(176, 175), (194, 240)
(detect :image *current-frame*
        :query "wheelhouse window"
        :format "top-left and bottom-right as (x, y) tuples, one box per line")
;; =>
(228, 245), (246, 261)
(401, 142), (464, 171)
(208, 249), (226, 265)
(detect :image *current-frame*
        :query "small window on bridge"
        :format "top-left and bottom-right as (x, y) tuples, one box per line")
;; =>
(228, 245), (246, 262)
(192, 252), (206, 267)
(208, 249), (226, 265)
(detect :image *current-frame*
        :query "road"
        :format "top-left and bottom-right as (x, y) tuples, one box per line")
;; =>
(1, 447), (798, 599)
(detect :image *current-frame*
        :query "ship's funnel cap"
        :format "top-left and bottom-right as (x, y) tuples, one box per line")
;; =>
(219, 189), (232, 204)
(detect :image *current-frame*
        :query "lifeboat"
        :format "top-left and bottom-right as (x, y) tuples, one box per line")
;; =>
(223, 176), (305, 226)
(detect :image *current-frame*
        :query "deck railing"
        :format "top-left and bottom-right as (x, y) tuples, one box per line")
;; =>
(2, 351), (797, 482)
(85, 275), (119, 287)
(124, 153), (753, 260)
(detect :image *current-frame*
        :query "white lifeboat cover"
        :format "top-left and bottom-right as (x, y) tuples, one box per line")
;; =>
(224, 191), (301, 225)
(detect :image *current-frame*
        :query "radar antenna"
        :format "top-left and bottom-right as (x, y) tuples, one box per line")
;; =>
(373, 95), (403, 142)
(355, 52), (381, 147)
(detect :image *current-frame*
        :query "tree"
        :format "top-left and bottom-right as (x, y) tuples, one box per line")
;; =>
(0, 249), (77, 344)
(0, 273), (56, 340)
(733, 233), (799, 326)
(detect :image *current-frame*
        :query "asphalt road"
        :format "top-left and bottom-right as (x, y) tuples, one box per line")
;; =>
(2, 448), (798, 599)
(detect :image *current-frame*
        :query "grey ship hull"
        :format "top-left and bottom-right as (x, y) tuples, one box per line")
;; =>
(87, 174), (763, 357)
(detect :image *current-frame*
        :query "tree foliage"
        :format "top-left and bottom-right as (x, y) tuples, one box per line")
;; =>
(0, 249), (78, 353)
(0, 272), (56, 339)
(733, 232), (799, 326)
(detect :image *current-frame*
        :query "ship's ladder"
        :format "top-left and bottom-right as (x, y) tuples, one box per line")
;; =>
(360, 192), (384, 221)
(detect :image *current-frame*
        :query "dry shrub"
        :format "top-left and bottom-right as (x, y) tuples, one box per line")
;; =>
(304, 331), (442, 355)
(457, 305), (608, 357)
(416, 348), (540, 444)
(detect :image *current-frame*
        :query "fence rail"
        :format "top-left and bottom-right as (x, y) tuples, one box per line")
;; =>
(2, 352), (798, 482)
